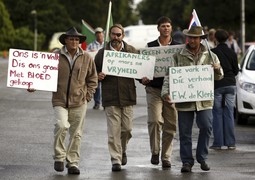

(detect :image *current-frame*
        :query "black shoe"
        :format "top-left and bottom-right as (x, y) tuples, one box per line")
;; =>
(93, 104), (100, 110)
(181, 163), (192, 173)
(112, 164), (121, 171)
(54, 161), (64, 172)
(151, 154), (159, 165)
(68, 166), (80, 175)
(200, 161), (210, 171)
(122, 153), (127, 165)
(162, 160), (171, 168)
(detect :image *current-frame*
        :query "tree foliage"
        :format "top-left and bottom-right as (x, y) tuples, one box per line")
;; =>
(137, 0), (255, 42)
(0, 0), (14, 49)
(1, 0), (255, 51)
(2, 0), (138, 50)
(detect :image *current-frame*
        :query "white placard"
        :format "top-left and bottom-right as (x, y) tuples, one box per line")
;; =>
(140, 44), (184, 77)
(102, 50), (155, 79)
(7, 49), (59, 92)
(169, 65), (214, 102)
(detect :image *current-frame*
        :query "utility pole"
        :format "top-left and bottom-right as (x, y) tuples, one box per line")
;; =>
(31, 10), (37, 51)
(241, 0), (245, 54)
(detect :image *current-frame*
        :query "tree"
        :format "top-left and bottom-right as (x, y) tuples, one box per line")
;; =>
(3, 0), (74, 50)
(137, 0), (255, 42)
(0, 0), (14, 50)
(61, 0), (139, 28)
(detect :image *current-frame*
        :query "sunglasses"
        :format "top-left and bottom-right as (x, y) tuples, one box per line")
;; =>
(111, 32), (122, 37)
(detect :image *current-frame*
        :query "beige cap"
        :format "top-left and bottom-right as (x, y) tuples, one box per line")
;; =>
(95, 27), (103, 33)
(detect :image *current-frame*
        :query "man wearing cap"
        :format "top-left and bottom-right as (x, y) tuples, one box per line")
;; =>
(161, 26), (223, 173)
(51, 27), (97, 174)
(86, 27), (104, 110)
(94, 24), (138, 172)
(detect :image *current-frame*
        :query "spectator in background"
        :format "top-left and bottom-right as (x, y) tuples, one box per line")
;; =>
(225, 31), (241, 57)
(173, 27), (185, 44)
(208, 28), (216, 49)
(86, 27), (104, 110)
(210, 29), (239, 150)
(94, 24), (138, 172)
(140, 16), (178, 169)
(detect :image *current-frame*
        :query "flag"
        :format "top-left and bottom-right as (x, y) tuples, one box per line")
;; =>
(81, 19), (95, 50)
(188, 9), (202, 30)
(104, 1), (113, 46)
(188, 9), (215, 63)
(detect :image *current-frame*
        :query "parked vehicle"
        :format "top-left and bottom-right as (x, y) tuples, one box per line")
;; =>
(236, 45), (255, 124)
(48, 32), (64, 52)
(123, 25), (158, 50)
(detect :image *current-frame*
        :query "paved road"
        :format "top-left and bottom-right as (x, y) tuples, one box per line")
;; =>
(0, 57), (255, 180)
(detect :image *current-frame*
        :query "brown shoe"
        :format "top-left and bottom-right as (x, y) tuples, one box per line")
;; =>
(54, 161), (64, 172)
(162, 160), (171, 168)
(151, 154), (159, 165)
(68, 166), (80, 175)
(122, 153), (127, 165)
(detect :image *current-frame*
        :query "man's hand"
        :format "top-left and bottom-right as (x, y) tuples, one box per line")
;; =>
(163, 94), (173, 104)
(98, 72), (106, 81)
(212, 63), (221, 70)
(141, 77), (150, 85)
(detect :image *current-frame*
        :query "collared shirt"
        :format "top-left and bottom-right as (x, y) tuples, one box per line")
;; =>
(145, 37), (172, 47)
(86, 40), (104, 51)
(157, 38), (172, 46)
(64, 46), (80, 67)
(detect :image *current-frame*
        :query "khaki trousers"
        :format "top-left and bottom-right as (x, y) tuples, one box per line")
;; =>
(53, 103), (87, 168)
(105, 106), (133, 165)
(145, 86), (177, 161)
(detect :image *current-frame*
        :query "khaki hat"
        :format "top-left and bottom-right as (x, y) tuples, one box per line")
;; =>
(95, 27), (104, 33)
(183, 26), (207, 39)
(59, 27), (86, 45)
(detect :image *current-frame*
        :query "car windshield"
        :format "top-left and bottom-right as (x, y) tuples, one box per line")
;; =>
(246, 50), (255, 70)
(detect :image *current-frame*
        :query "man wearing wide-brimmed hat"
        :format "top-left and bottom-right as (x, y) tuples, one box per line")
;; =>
(161, 25), (224, 173)
(52, 27), (98, 174)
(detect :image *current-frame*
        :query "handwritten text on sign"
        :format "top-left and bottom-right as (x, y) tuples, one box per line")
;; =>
(140, 45), (184, 77)
(102, 50), (155, 79)
(169, 65), (214, 102)
(7, 49), (59, 92)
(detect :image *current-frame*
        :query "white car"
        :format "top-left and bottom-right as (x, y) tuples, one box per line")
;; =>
(48, 32), (64, 52)
(123, 25), (158, 50)
(236, 45), (255, 124)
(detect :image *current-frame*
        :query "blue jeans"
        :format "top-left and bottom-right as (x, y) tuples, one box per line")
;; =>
(212, 86), (236, 147)
(178, 110), (212, 165)
(94, 82), (101, 105)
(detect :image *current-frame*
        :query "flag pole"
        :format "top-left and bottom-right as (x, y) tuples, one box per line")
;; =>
(104, 1), (112, 47)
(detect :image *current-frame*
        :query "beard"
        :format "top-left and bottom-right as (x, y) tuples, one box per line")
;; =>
(110, 39), (122, 48)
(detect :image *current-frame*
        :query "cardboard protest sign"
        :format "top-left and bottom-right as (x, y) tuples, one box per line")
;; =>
(140, 44), (184, 77)
(102, 50), (155, 79)
(169, 65), (214, 102)
(7, 49), (59, 92)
